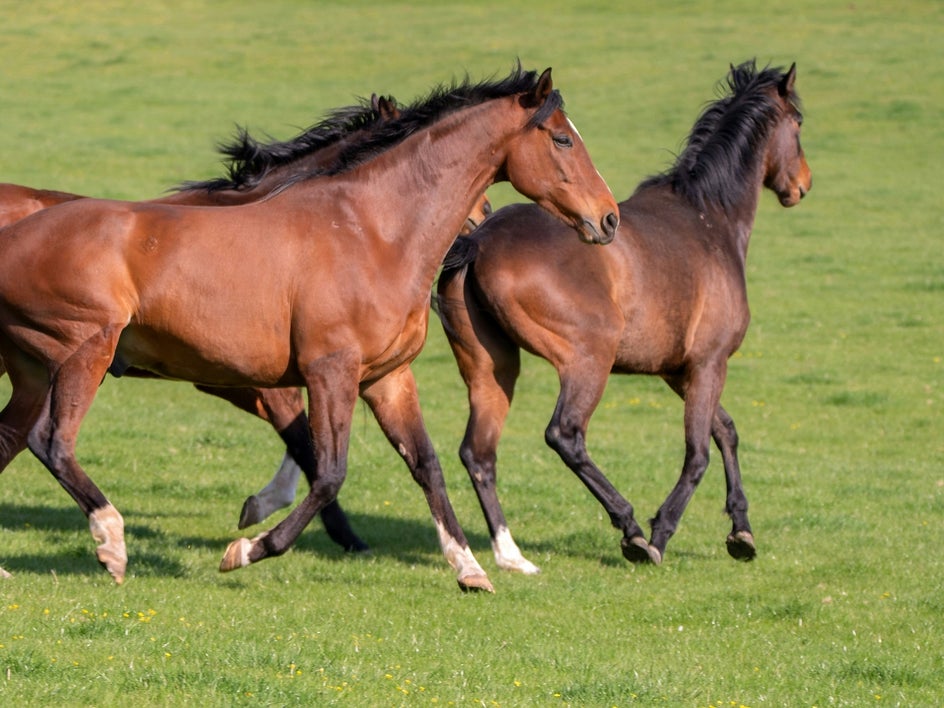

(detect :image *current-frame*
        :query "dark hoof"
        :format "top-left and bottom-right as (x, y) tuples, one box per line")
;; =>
(621, 535), (657, 564)
(344, 538), (371, 554)
(238, 496), (261, 529)
(726, 531), (756, 561)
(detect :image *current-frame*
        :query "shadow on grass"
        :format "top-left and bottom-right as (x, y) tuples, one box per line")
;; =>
(0, 503), (494, 580)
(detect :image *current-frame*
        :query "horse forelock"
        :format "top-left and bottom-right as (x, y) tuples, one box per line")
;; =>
(638, 59), (800, 214)
(175, 97), (388, 193)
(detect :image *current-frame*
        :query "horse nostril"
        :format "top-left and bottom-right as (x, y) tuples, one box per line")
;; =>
(603, 211), (619, 238)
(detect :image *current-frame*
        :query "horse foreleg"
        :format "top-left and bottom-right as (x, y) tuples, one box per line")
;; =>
(545, 370), (652, 563)
(220, 354), (359, 571)
(27, 327), (127, 583)
(198, 384), (369, 550)
(650, 365), (727, 563)
(713, 405), (755, 560)
(362, 366), (492, 592)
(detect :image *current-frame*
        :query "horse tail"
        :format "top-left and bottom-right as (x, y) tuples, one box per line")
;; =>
(434, 235), (480, 347)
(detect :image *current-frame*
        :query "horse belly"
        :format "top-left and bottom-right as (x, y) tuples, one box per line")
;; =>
(113, 321), (296, 387)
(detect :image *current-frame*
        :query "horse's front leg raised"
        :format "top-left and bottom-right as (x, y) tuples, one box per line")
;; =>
(220, 353), (360, 571)
(362, 366), (493, 592)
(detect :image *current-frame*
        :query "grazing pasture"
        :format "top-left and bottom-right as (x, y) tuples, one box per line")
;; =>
(1, 1), (941, 705)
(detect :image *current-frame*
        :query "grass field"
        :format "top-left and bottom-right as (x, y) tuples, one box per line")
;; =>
(1, 1), (942, 705)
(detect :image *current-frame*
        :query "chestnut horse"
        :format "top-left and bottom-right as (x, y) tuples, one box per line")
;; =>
(0, 66), (618, 591)
(437, 61), (811, 572)
(0, 95), (492, 559)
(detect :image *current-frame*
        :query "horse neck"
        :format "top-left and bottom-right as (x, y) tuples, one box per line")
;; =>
(705, 154), (768, 265)
(335, 99), (514, 274)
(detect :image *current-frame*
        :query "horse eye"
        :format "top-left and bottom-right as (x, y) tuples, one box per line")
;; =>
(795, 112), (804, 127)
(553, 134), (573, 148)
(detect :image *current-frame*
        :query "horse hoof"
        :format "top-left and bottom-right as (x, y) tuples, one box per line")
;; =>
(90, 505), (127, 584)
(726, 531), (756, 561)
(647, 546), (663, 565)
(238, 496), (262, 529)
(458, 574), (495, 593)
(0, 567), (12, 580)
(621, 535), (654, 564)
(220, 537), (252, 572)
(96, 547), (127, 585)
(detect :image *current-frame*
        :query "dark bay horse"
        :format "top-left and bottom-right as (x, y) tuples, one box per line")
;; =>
(437, 61), (811, 572)
(0, 66), (618, 591)
(0, 95), (491, 557)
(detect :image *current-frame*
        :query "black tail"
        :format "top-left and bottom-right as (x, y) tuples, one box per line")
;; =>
(433, 235), (480, 343)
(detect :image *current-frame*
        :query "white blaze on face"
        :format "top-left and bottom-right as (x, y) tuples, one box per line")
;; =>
(567, 117), (606, 182)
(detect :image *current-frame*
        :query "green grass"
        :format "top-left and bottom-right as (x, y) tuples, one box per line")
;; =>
(1, 0), (942, 705)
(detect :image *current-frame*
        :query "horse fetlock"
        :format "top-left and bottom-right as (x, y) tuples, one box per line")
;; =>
(89, 505), (127, 584)
(491, 527), (541, 574)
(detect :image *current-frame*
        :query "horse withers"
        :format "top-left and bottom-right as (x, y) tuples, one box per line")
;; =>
(0, 65), (617, 591)
(437, 61), (811, 572)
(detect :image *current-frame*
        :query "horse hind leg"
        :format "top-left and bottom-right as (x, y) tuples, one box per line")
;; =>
(441, 279), (537, 574)
(713, 404), (755, 560)
(0, 358), (50, 579)
(27, 326), (128, 583)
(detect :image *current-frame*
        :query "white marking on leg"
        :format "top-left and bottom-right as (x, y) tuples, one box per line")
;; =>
(492, 525), (540, 574)
(434, 519), (487, 581)
(89, 504), (127, 583)
(0, 567), (11, 579)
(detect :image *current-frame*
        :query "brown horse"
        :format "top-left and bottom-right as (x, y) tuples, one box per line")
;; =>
(0, 95), (491, 556)
(0, 65), (618, 591)
(437, 61), (811, 572)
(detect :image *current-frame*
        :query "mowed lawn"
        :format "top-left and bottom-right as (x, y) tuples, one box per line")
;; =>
(0, 1), (941, 705)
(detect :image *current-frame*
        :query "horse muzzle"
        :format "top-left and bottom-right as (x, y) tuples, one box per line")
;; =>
(578, 210), (619, 245)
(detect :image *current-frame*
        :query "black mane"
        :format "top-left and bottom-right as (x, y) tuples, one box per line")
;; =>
(637, 60), (801, 213)
(177, 97), (390, 193)
(312, 63), (561, 178)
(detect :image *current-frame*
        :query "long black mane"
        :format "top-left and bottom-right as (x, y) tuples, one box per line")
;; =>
(303, 63), (560, 180)
(637, 60), (801, 214)
(178, 97), (390, 193)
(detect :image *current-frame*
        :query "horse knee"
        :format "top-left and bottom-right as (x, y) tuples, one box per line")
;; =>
(545, 422), (585, 463)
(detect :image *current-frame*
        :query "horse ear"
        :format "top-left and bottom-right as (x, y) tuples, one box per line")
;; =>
(779, 63), (797, 97)
(521, 67), (553, 109)
(377, 95), (400, 120)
